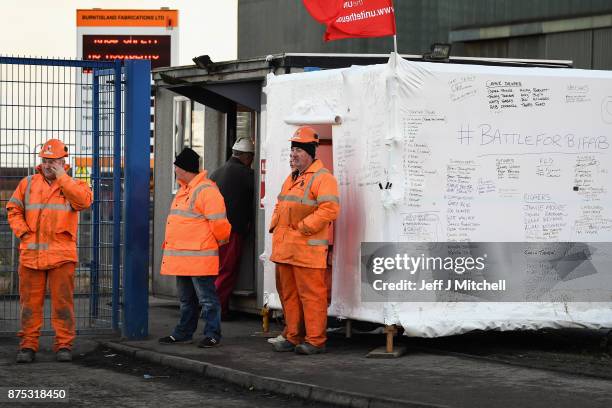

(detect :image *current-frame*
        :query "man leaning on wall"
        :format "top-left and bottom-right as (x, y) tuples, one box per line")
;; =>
(269, 126), (340, 355)
(210, 138), (255, 320)
(7, 138), (93, 363)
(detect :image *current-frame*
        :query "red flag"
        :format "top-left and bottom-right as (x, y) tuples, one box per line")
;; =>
(303, 0), (396, 42)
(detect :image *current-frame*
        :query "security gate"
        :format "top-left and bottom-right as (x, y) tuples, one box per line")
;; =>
(0, 57), (150, 338)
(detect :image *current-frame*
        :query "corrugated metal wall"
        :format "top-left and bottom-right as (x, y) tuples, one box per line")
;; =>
(444, 0), (612, 28)
(546, 30), (593, 68)
(462, 29), (612, 70)
(238, 0), (612, 69)
(593, 28), (612, 69)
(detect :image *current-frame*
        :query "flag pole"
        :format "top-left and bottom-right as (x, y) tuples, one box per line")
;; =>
(393, 35), (398, 54)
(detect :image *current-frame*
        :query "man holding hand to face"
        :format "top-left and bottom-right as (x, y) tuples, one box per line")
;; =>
(7, 138), (92, 363)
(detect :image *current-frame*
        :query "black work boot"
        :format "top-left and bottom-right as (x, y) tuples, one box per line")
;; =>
(16, 348), (35, 364)
(197, 337), (220, 348)
(158, 335), (193, 345)
(56, 348), (72, 362)
(295, 342), (326, 355)
(272, 340), (296, 352)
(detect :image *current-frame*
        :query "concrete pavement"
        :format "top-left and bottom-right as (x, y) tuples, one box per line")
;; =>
(94, 300), (612, 408)
(0, 335), (337, 408)
(3, 299), (612, 408)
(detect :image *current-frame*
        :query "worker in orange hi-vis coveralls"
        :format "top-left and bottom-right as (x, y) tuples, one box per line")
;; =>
(6, 139), (93, 364)
(269, 126), (340, 355)
(158, 147), (231, 349)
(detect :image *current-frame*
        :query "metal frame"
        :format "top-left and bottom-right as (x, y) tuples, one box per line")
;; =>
(122, 60), (151, 339)
(0, 56), (150, 339)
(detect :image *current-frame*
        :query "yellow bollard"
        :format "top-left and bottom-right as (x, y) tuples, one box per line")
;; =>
(261, 305), (270, 334)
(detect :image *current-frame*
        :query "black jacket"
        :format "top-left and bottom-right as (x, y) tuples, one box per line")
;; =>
(210, 157), (254, 235)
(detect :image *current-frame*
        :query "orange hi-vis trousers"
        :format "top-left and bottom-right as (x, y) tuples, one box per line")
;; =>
(276, 264), (332, 340)
(276, 263), (328, 348)
(18, 262), (76, 352)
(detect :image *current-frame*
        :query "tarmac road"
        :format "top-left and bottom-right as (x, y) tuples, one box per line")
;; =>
(2, 307), (611, 408)
(0, 337), (334, 408)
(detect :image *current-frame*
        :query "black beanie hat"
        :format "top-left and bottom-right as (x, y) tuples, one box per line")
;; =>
(174, 147), (200, 173)
(291, 141), (316, 159)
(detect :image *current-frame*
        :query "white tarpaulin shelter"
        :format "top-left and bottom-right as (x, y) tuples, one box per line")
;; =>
(260, 53), (612, 337)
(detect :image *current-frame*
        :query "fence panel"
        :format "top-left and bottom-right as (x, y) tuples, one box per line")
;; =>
(0, 57), (122, 335)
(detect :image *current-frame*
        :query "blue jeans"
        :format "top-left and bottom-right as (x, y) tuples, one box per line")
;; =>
(172, 276), (221, 341)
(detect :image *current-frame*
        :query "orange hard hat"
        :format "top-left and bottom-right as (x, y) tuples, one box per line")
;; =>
(289, 126), (319, 144)
(39, 139), (68, 159)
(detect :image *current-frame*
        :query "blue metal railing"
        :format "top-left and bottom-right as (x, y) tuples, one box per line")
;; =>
(112, 60), (122, 332)
(0, 56), (148, 338)
(91, 69), (100, 320)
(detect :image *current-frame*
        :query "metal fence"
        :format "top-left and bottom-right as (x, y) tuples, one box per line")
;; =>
(0, 57), (123, 335)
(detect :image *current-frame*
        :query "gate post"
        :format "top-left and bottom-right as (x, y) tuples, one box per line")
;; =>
(91, 70), (100, 321)
(112, 62), (122, 330)
(122, 60), (151, 339)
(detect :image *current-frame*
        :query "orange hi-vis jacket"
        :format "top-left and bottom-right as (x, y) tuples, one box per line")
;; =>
(6, 166), (93, 270)
(269, 159), (340, 269)
(160, 171), (231, 276)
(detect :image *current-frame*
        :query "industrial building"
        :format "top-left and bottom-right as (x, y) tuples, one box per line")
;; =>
(238, 0), (612, 69)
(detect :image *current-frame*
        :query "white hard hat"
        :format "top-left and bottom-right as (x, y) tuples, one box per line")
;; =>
(232, 138), (255, 153)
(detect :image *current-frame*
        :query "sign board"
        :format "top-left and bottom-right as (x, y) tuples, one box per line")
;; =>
(75, 165), (92, 186)
(76, 9), (179, 157)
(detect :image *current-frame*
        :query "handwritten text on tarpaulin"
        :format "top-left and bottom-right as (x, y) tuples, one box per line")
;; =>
(302, 0), (396, 42)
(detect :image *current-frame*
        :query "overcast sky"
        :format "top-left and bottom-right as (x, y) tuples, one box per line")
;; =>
(2, 0), (238, 65)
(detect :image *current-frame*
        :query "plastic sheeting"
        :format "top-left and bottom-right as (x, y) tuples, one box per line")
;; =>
(261, 53), (612, 337)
